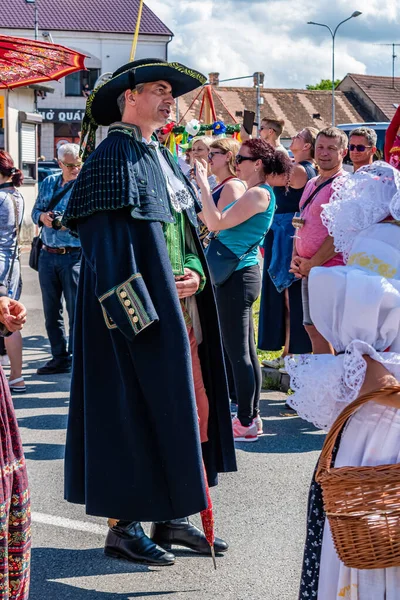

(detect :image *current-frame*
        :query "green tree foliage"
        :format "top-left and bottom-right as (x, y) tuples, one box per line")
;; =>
(306, 79), (341, 90)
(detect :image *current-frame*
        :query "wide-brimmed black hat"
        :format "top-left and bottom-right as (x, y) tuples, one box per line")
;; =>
(88, 58), (206, 127)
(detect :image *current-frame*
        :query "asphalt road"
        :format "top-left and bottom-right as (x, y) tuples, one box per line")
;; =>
(15, 251), (325, 600)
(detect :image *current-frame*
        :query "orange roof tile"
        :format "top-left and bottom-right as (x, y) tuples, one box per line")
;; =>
(339, 74), (400, 120)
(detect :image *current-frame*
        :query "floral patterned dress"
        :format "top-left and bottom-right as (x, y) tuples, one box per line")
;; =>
(0, 366), (30, 599)
(299, 443), (340, 598)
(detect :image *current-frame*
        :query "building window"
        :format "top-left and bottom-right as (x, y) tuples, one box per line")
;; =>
(65, 68), (100, 97)
(54, 123), (81, 157)
(20, 122), (36, 180)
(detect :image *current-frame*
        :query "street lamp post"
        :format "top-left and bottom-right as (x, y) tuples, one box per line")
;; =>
(217, 74), (263, 135)
(308, 11), (362, 126)
(25, 0), (39, 113)
(255, 72), (261, 137)
(25, 0), (39, 40)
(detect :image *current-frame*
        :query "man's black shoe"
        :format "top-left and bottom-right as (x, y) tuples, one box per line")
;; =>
(37, 358), (72, 375)
(104, 521), (175, 566)
(150, 518), (229, 554)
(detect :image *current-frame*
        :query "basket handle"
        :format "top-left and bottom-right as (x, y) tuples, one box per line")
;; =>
(316, 385), (400, 482)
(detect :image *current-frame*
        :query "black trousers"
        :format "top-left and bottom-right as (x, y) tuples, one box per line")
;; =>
(215, 265), (261, 426)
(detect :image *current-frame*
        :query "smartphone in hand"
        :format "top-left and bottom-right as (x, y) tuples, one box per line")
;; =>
(243, 110), (255, 135)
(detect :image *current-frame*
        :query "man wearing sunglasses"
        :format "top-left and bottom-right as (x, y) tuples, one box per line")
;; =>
(31, 143), (82, 375)
(260, 118), (289, 156)
(349, 127), (377, 172)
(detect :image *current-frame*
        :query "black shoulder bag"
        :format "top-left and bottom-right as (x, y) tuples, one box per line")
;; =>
(205, 234), (264, 287)
(29, 181), (74, 271)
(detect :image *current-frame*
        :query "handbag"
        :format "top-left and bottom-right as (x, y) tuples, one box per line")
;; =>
(205, 234), (264, 287)
(29, 233), (42, 272)
(29, 180), (74, 271)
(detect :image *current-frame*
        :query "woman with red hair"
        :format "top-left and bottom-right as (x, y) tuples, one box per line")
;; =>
(196, 139), (292, 442)
(0, 152), (25, 393)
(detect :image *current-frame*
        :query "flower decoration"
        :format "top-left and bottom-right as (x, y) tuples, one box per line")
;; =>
(160, 121), (176, 135)
(173, 123), (240, 136)
(212, 121), (226, 135)
(185, 119), (201, 137)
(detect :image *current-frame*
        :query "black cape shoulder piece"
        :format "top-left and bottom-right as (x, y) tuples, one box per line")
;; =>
(63, 126), (181, 230)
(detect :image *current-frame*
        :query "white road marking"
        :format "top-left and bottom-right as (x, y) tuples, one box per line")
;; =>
(32, 511), (107, 535)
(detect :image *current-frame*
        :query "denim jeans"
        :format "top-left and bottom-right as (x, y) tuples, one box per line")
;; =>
(38, 249), (81, 360)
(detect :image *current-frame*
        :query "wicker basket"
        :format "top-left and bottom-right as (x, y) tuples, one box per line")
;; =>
(316, 385), (400, 570)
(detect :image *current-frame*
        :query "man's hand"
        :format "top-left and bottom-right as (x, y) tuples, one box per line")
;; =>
(0, 297), (27, 332)
(39, 212), (54, 228)
(175, 268), (201, 299)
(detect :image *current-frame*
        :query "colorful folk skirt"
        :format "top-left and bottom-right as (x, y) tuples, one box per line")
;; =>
(0, 367), (30, 599)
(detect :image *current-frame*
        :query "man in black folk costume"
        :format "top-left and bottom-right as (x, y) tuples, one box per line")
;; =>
(63, 59), (237, 566)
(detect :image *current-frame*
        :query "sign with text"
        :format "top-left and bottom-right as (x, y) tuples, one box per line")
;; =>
(38, 108), (85, 123)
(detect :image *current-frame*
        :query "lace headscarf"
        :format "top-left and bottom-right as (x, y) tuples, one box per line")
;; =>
(321, 161), (400, 261)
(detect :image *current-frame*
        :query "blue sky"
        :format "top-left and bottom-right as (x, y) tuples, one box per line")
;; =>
(146, 0), (400, 88)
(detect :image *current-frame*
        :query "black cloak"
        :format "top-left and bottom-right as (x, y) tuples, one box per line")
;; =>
(64, 126), (237, 521)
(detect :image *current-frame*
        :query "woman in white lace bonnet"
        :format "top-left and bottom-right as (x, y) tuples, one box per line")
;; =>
(286, 161), (400, 599)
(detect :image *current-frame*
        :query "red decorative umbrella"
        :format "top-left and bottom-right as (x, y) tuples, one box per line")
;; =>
(0, 34), (86, 89)
(201, 463), (217, 570)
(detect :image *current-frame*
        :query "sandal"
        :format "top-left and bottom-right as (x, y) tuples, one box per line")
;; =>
(9, 377), (26, 394)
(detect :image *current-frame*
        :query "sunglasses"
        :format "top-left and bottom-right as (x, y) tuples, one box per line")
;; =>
(260, 126), (277, 133)
(349, 144), (372, 152)
(208, 151), (225, 160)
(235, 154), (258, 165)
(60, 161), (82, 169)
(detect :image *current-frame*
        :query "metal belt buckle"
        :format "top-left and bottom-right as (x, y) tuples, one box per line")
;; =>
(59, 247), (67, 254)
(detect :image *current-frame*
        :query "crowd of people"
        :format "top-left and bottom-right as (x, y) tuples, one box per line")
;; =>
(0, 56), (399, 599)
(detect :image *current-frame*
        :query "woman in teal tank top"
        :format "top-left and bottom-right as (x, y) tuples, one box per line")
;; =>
(195, 139), (293, 442)
(218, 186), (275, 270)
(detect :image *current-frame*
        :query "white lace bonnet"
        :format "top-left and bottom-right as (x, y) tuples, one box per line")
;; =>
(321, 161), (400, 261)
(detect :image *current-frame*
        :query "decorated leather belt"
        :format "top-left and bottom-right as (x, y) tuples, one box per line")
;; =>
(42, 245), (81, 255)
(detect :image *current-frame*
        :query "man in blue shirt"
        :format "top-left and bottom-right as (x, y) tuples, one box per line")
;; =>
(31, 143), (81, 374)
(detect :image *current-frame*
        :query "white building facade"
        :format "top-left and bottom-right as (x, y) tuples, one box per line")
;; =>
(4, 29), (172, 159)
(0, 0), (173, 237)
